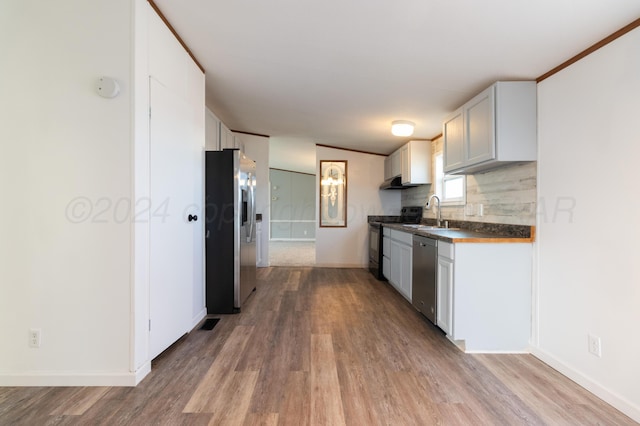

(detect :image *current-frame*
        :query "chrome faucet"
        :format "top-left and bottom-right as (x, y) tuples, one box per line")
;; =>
(426, 194), (442, 227)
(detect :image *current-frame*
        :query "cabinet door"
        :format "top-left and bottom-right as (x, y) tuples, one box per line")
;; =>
(384, 156), (391, 180)
(465, 86), (495, 165)
(437, 257), (454, 335)
(399, 242), (412, 301)
(220, 122), (236, 150)
(205, 110), (221, 150)
(443, 108), (465, 172)
(382, 255), (391, 280)
(382, 235), (390, 257)
(390, 150), (401, 178)
(400, 145), (410, 184)
(389, 240), (401, 289)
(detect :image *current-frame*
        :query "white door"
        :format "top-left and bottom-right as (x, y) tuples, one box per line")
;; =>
(149, 77), (197, 359)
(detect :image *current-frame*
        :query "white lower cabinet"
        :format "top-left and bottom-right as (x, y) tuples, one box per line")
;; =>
(383, 227), (412, 302)
(382, 253), (390, 280)
(436, 243), (453, 335)
(438, 242), (532, 352)
(384, 226), (532, 352)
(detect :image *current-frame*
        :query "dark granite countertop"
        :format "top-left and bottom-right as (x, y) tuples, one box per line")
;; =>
(372, 217), (534, 243)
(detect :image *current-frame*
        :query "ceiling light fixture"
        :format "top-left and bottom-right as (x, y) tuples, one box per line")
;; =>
(391, 120), (414, 137)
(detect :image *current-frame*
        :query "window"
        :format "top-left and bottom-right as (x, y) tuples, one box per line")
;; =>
(434, 153), (466, 205)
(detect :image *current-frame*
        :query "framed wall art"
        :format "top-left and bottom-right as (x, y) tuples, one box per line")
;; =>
(319, 160), (347, 227)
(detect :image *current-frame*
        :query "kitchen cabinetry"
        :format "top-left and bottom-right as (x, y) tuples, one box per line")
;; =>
(443, 81), (536, 174)
(384, 150), (401, 180)
(401, 140), (431, 185)
(220, 122), (236, 150)
(384, 228), (412, 302)
(205, 109), (221, 150)
(205, 111), (241, 152)
(436, 242), (454, 335)
(382, 227), (391, 279)
(384, 140), (431, 184)
(438, 242), (532, 352)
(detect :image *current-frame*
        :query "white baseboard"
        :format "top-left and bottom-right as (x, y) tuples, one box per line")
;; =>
(532, 347), (640, 423)
(190, 308), (207, 331)
(134, 361), (152, 385)
(313, 263), (367, 268)
(0, 362), (151, 387)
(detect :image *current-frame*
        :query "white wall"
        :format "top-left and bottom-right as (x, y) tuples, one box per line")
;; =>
(535, 28), (640, 421)
(239, 133), (270, 267)
(270, 137), (316, 174)
(315, 146), (400, 267)
(0, 0), (137, 384)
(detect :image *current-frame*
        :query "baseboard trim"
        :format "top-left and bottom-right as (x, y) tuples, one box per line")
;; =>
(190, 308), (207, 331)
(134, 361), (152, 385)
(0, 364), (151, 387)
(531, 347), (640, 423)
(313, 263), (367, 268)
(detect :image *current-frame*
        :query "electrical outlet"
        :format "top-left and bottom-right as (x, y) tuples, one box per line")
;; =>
(588, 334), (601, 357)
(29, 328), (41, 348)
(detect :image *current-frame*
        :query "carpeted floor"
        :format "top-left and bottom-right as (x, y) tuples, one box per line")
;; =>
(269, 241), (316, 266)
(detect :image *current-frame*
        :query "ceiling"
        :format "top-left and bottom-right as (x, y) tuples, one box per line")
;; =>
(154, 0), (640, 156)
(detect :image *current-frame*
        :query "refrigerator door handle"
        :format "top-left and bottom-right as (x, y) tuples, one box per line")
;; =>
(247, 173), (255, 243)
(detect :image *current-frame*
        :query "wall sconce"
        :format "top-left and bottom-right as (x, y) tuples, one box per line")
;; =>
(391, 120), (414, 137)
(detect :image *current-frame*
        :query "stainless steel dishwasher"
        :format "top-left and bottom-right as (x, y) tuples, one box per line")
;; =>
(412, 235), (438, 324)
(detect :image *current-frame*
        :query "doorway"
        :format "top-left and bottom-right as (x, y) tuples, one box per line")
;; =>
(268, 138), (316, 266)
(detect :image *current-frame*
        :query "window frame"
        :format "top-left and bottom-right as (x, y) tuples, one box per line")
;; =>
(434, 153), (466, 206)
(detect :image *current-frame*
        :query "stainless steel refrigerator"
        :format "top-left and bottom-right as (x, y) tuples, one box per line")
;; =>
(205, 149), (257, 314)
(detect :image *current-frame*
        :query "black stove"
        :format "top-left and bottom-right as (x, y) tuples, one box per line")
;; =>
(369, 206), (423, 280)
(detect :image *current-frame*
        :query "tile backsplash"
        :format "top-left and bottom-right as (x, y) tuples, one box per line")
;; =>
(401, 137), (536, 226)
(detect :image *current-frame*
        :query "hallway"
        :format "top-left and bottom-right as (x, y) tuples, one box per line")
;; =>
(269, 241), (315, 266)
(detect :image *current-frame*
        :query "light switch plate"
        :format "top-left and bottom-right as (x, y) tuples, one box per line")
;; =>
(465, 203), (475, 216)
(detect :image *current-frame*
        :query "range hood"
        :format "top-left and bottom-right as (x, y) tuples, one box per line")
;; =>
(379, 176), (411, 190)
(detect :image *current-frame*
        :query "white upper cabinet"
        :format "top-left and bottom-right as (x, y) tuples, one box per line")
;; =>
(384, 140), (431, 184)
(443, 108), (464, 171)
(220, 121), (236, 150)
(401, 140), (431, 185)
(384, 149), (402, 180)
(443, 81), (536, 174)
(205, 109), (221, 150)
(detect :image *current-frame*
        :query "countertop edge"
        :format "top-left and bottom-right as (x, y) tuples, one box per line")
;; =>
(382, 223), (535, 243)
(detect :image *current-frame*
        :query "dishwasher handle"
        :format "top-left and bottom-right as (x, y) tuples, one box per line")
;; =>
(413, 235), (437, 247)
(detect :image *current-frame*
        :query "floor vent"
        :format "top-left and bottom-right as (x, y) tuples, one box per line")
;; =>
(199, 318), (220, 330)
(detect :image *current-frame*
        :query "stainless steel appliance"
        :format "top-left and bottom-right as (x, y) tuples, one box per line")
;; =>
(412, 235), (437, 324)
(205, 149), (257, 314)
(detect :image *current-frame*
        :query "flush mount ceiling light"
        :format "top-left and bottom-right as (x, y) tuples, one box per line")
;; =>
(391, 120), (415, 137)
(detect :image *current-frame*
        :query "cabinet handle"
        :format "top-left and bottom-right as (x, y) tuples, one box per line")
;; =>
(188, 214), (198, 222)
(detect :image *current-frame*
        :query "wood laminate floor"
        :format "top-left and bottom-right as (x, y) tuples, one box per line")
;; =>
(0, 267), (635, 425)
